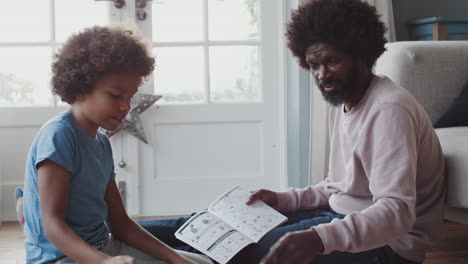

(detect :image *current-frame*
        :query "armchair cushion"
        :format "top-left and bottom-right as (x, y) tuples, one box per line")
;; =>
(434, 81), (468, 128)
(435, 127), (468, 208)
(374, 41), (468, 124)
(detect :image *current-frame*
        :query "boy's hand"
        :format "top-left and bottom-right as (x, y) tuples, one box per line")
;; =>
(246, 189), (278, 209)
(259, 229), (324, 264)
(102, 256), (136, 264)
(169, 254), (197, 264)
(173, 258), (197, 264)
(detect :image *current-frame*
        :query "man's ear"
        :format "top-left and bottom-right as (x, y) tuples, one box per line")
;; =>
(356, 57), (371, 74)
(355, 56), (365, 68)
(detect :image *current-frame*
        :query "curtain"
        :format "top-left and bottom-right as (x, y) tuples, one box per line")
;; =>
(365, 0), (396, 42)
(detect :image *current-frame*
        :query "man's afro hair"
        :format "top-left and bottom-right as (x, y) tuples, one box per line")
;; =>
(286, 0), (387, 69)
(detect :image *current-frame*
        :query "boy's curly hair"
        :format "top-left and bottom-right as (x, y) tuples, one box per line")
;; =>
(52, 25), (155, 104)
(286, 0), (387, 70)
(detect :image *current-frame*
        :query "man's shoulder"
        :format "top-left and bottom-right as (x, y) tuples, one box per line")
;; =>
(373, 76), (409, 99)
(370, 76), (422, 112)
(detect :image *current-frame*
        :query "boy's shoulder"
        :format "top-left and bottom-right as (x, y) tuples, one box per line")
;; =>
(40, 111), (74, 134)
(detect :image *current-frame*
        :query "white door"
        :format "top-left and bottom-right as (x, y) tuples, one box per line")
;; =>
(111, 0), (286, 216)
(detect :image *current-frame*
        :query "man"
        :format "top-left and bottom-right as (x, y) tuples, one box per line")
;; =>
(245, 0), (446, 263)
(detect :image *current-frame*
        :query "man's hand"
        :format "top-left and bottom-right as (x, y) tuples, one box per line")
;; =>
(102, 256), (135, 264)
(246, 189), (278, 209)
(260, 229), (324, 264)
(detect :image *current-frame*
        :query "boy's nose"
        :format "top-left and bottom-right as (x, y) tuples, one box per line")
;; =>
(120, 101), (131, 112)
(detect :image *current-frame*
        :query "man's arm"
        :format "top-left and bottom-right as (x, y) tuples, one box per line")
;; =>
(258, 105), (419, 263)
(313, 105), (418, 254)
(38, 159), (124, 264)
(104, 180), (196, 264)
(246, 182), (331, 213)
(275, 182), (332, 212)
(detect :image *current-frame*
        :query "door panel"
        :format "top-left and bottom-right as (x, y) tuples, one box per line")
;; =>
(112, 0), (285, 216)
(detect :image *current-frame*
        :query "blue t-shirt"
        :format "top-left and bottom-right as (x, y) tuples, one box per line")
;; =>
(23, 111), (115, 263)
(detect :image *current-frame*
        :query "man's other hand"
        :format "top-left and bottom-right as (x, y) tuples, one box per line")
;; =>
(259, 229), (324, 264)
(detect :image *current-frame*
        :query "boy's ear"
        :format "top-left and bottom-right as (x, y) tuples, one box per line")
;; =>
(75, 94), (85, 102)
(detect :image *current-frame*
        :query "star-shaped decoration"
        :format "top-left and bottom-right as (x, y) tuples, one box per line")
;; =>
(101, 94), (161, 144)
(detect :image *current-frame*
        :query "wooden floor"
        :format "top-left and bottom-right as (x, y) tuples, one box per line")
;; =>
(0, 222), (26, 264)
(424, 221), (468, 264)
(0, 220), (467, 264)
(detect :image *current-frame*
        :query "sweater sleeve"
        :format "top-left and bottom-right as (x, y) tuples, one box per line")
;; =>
(276, 179), (332, 213)
(314, 104), (418, 254)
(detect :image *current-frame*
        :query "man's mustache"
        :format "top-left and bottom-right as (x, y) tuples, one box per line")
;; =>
(319, 79), (337, 89)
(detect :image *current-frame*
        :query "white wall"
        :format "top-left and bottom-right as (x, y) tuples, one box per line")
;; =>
(0, 126), (40, 222)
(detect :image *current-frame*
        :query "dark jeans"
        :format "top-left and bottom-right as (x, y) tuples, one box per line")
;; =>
(139, 209), (419, 264)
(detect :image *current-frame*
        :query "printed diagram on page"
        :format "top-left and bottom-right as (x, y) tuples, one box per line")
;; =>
(208, 186), (285, 241)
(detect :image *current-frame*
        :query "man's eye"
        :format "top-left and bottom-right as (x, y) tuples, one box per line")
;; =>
(329, 58), (338, 65)
(309, 63), (318, 70)
(111, 94), (121, 99)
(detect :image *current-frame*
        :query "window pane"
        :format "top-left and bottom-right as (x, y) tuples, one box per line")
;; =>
(153, 47), (205, 103)
(0, 47), (53, 106)
(208, 0), (258, 40)
(55, 0), (110, 42)
(152, 0), (203, 42)
(0, 2), (50, 42)
(210, 46), (259, 102)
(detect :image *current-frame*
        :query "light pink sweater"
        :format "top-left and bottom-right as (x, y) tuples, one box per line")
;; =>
(276, 76), (445, 262)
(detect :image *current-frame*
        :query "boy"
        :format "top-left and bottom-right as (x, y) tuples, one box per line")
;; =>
(22, 25), (212, 264)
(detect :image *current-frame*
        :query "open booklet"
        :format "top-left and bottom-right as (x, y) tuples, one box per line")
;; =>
(175, 185), (288, 264)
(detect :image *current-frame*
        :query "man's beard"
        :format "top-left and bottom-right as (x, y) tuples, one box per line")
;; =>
(316, 69), (359, 107)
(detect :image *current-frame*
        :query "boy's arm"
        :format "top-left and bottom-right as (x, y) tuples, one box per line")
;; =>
(104, 180), (195, 264)
(38, 159), (113, 264)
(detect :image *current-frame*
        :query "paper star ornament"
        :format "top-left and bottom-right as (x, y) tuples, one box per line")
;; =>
(101, 94), (161, 144)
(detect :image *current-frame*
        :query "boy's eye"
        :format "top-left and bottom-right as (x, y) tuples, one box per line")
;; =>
(111, 93), (121, 99)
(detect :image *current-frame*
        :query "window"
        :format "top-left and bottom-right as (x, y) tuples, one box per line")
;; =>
(0, 0), (110, 107)
(0, 0), (281, 123)
(147, 0), (260, 104)
(0, 0), (264, 107)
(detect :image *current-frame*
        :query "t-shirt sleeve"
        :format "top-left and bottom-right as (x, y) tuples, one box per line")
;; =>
(109, 164), (116, 183)
(34, 122), (76, 173)
(100, 133), (116, 183)
(314, 104), (418, 254)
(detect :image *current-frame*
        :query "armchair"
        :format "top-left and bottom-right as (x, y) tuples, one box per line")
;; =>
(375, 41), (468, 225)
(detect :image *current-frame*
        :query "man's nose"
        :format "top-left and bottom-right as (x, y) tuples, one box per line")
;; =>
(317, 66), (330, 81)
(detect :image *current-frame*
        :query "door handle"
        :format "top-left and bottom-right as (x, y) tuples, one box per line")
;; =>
(95, 0), (125, 9)
(135, 0), (164, 21)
